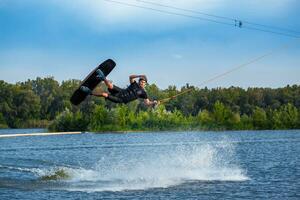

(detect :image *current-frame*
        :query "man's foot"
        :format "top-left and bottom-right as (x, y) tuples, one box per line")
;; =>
(96, 69), (105, 81)
(80, 86), (92, 95)
(92, 90), (108, 98)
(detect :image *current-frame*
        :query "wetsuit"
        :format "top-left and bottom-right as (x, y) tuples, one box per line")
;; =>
(106, 81), (148, 103)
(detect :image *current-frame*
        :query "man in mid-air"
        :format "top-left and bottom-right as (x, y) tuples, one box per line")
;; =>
(81, 69), (159, 106)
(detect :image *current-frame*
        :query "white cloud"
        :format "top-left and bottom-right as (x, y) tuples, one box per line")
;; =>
(46, 0), (223, 30)
(41, 0), (297, 33)
(56, 0), (295, 19)
(54, 0), (215, 21)
(172, 54), (183, 59)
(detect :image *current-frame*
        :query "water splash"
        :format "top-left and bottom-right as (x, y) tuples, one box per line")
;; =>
(0, 138), (249, 192)
(46, 139), (250, 192)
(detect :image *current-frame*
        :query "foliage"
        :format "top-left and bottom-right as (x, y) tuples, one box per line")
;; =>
(48, 109), (89, 132)
(1, 78), (300, 131)
(0, 112), (8, 128)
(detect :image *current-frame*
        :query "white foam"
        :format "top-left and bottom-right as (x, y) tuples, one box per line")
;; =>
(56, 139), (249, 192)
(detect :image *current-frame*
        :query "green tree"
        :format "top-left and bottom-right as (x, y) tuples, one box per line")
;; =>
(270, 109), (282, 129)
(240, 114), (253, 130)
(48, 109), (88, 131)
(197, 109), (213, 129)
(4, 87), (41, 128)
(24, 77), (61, 120)
(212, 101), (232, 129)
(114, 105), (130, 129)
(0, 113), (8, 128)
(252, 107), (268, 129)
(298, 109), (300, 128)
(135, 110), (150, 130)
(90, 105), (115, 131)
(279, 103), (298, 129)
(228, 113), (241, 130)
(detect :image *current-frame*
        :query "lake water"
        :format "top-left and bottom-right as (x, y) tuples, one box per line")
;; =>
(0, 129), (299, 199)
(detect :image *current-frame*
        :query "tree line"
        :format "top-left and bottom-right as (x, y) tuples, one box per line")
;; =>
(0, 77), (299, 131)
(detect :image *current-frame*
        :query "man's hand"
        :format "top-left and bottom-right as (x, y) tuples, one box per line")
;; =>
(129, 75), (140, 83)
(144, 99), (160, 107)
(153, 100), (160, 106)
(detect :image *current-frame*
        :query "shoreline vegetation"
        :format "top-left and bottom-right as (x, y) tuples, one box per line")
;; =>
(1, 77), (300, 132)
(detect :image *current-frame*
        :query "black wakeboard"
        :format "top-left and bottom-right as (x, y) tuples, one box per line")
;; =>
(70, 59), (116, 105)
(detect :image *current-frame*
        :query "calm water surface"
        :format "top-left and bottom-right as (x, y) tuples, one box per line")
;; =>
(0, 129), (299, 199)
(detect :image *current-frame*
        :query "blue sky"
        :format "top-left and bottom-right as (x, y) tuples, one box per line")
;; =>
(0, 0), (299, 88)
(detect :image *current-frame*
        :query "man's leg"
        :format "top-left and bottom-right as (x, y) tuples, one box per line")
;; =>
(96, 69), (114, 89)
(92, 91), (124, 103)
(92, 83), (122, 96)
(106, 94), (124, 103)
(92, 83), (124, 102)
